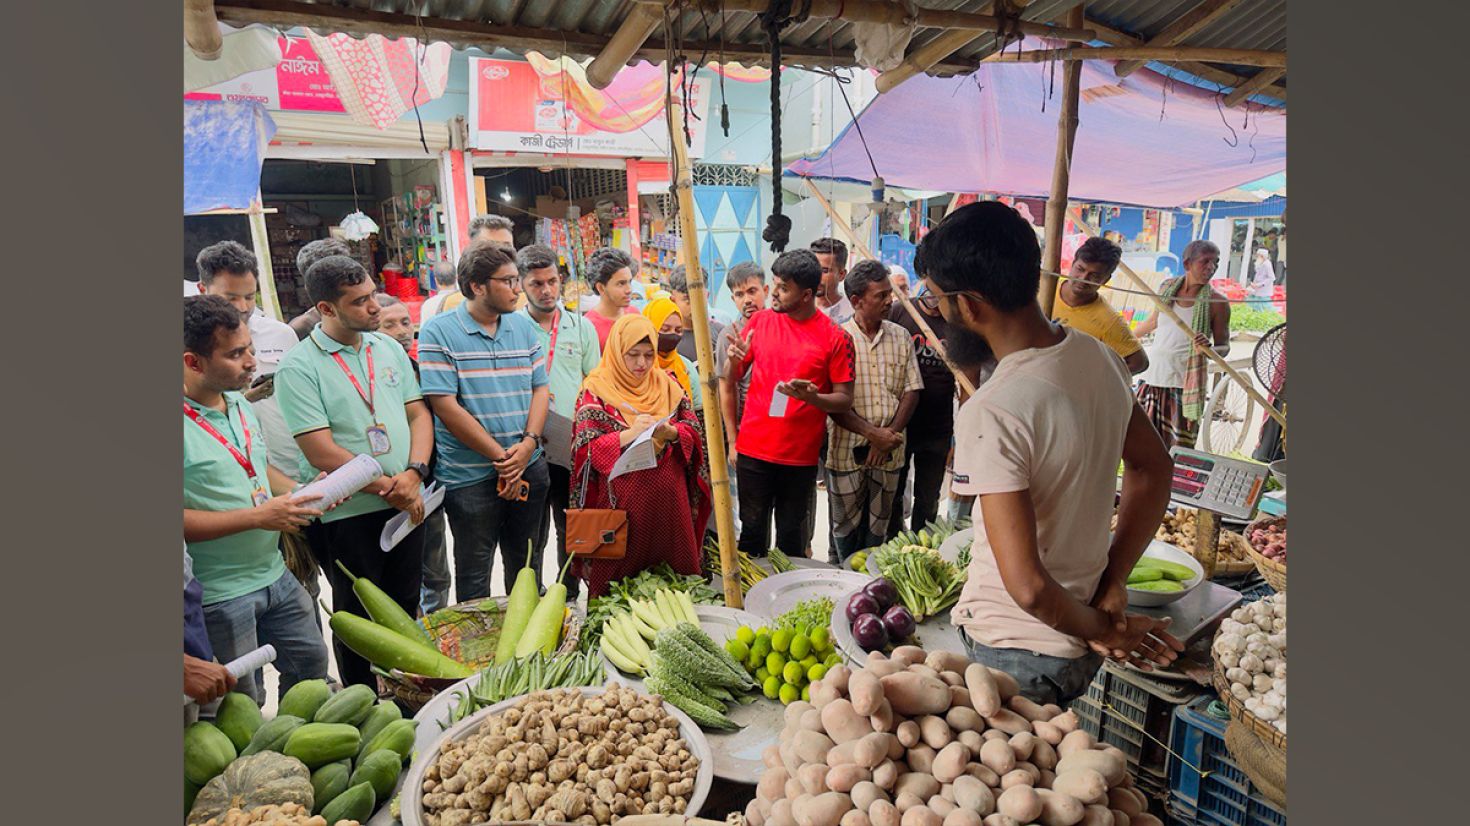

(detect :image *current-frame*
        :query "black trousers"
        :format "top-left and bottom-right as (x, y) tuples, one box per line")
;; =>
(737, 455), (818, 559)
(535, 462), (579, 599)
(889, 438), (952, 538)
(309, 509), (426, 689)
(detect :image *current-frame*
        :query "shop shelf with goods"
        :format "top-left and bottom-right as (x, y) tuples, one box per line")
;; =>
(1070, 660), (1207, 804)
(380, 186), (448, 289)
(641, 231), (685, 284)
(1167, 697), (1287, 826)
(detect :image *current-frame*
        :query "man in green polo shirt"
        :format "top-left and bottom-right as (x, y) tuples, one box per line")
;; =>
(275, 256), (435, 688)
(517, 243), (600, 599)
(183, 296), (329, 705)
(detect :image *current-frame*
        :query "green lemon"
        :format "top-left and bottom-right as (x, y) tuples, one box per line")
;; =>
(782, 661), (805, 684)
(799, 655), (819, 671)
(811, 627), (832, 652)
(736, 626), (756, 646)
(824, 652), (843, 667)
(763, 675), (781, 700)
(800, 684), (811, 702)
(755, 667), (770, 683)
(808, 663), (829, 682)
(771, 629), (793, 654)
(779, 683), (800, 705)
(726, 639), (750, 662)
(789, 634), (812, 660)
(766, 652), (787, 675)
(751, 636), (772, 661)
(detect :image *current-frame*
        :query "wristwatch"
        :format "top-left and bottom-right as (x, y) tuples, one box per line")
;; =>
(523, 431), (545, 448)
(406, 461), (430, 481)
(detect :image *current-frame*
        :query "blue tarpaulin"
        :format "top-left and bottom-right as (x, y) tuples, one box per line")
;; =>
(183, 100), (275, 215)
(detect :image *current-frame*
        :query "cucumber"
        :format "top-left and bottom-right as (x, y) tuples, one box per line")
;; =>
(313, 683), (377, 726)
(1126, 567), (1163, 585)
(241, 714), (305, 757)
(335, 560), (431, 645)
(278, 679), (332, 720)
(1129, 579), (1186, 593)
(310, 760), (353, 815)
(319, 781), (375, 825)
(1141, 558), (1197, 581)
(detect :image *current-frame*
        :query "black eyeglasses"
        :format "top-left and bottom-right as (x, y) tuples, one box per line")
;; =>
(915, 286), (988, 312)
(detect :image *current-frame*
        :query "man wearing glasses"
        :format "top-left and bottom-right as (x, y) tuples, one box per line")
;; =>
(918, 202), (1181, 705)
(1052, 237), (1149, 375)
(418, 241), (551, 601)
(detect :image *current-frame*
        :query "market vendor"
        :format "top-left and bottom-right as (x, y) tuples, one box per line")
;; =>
(918, 202), (1182, 706)
(1053, 237), (1149, 375)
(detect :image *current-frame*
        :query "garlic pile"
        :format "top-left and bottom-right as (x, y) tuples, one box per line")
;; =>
(1211, 593), (1286, 735)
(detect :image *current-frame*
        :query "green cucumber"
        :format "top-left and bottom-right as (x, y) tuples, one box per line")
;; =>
(1129, 579), (1186, 592)
(495, 543), (541, 665)
(335, 560), (432, 644)
(1126, 566), (1164, 584)
(1140, 558), (1197, 581)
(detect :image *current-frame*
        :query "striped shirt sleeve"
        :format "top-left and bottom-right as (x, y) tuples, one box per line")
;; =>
(415, 319), (459, 397)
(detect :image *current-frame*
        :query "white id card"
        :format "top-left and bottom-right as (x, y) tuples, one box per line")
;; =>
(366, 424), (392, 456)
(768, 388), (790, 417)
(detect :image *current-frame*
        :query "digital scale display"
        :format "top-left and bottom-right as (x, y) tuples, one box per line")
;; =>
(1168, 448), (1270, 520)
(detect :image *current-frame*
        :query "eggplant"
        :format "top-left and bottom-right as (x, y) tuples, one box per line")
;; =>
(882, 605), (917, 641)
(851, 613), (890, 652)
(846, 592), (881, 623)
(863, 577), (899, 610)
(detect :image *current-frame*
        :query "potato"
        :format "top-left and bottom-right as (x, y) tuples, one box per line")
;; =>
(996, 786), (1042, 823)
(920, 715), (955, 749)
(952, 775), (996, 816)
(883, 672), (952, 716)
(848, 671), (884, 716)
(868, 650), (890, 664)
(1078, 805), (1114, 826)
(895, 793), (926, 814)
(946, 706), (985, 734)
(925, 649), (971, 675)
(760, 767), (793, 801)
(812, 679), (843, 708)
(980, 738), (1017, 775)
(826, 665), (854, 695)
(902, 806), (943, 826)
(1032, 721), (1064, 746)
(788, 701), (816, 727)
(1104, 789), (1141, 818)
(867, 659), (906, 679)
(789, 777), (810, 800)
(766, 744), (786, 769)
(772, 799), (798, 826)
(795, 792), (855, 826)
(749, 798), (770, 826)
(1056, 731), (1095, 759)
(999, 770), (1033, 790)
(940, 671), (965, 688)
(1049, 711), (1079, 734)
(1008, 732), (1037, 762)
(1051, 770), (1106, 806)
(950, 685), (975, 710)
(783, 741), (804, 776)
(964, 664), (1002, 716)
(929, 796), (958, 817)
(825, 700), (875, 745)
(1030, 739), (1058, 771)
(1054, 752), (1126, 787)
(851, 781), (889, 812)
(873, 760), (900, 791)
(1016, 761), (1042, 785)
(987, 669), (1021, 702)
(957, 730), (985, 754)
(801, 763), (834, 795)
(856, 733), (894, 769)
(872, 699), (897, 734)
(1041, 704), (1064, 720)
(982, 816), (1021, 826)
(796, 730), (838, 764)
(1038, 769), (1056, 788)
(964, 763), (1001, 788)
(895, 773), (942, 801)
(896, 720), (922, 748)
(891, 646), (928, 667)
(869, 800), (900, 826)
(889, 734), (908, 761)
(1128, 815), (1163, 826)
(842, 811), (874, 826)
(907, 745), (938, 774)
(984, 709), (1033, 736)
(829, 764), (873, 793)
(830, 740), (860, 767)
(1108, 811), (1130, 826)
(1034, 789), (1085, 826)
(981, 729), (1010, 742)
(803, 709), (829, 733)
(909, 665), (943, 682)
(944, 808), (985, 826)
(1008, 696), (1050, 723)
(933, 742), (972, 784)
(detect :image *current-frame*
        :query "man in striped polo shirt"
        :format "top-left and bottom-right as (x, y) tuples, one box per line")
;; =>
(418, 241), (551, 600)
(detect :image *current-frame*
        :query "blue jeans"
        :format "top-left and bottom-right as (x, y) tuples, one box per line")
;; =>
(202, 570), (329, 706)
(444, 457), (551, 601)
(960, 631), (1103, 707)
(420, 507), (451, 615)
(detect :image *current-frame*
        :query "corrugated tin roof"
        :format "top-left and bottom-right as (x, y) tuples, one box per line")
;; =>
(213, 1), (1284, 99)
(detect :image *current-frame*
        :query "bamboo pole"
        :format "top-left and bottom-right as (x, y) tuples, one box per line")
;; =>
(1039, 3), (1084, 320)
(1223, 68), (1285, 108)
(644, 0), (1096, 40)
(247, 193), (283, 321)
(666, 95), (742, 608)
(185, 0), (223, 61)
(1082, 14), (1287, 103)
(586, 3), (662, 90)
(801, 177), (976, 397)
(990, 46), (1286, 68)
(1067, 207), (1287, 429)
(1112, 0), (1245, 78)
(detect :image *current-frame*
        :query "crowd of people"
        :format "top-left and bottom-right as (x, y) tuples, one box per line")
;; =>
(185, 202), (1212, 709)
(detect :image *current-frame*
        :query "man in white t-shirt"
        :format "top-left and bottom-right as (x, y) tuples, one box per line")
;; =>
(811, 237), (855, 325)
(916, 202), (1181, 705)
(194, 241), (299, 379)
(418, 261), (460, 323)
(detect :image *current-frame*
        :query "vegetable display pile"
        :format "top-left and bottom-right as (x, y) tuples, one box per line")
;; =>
(748, 645), (1162, 826)
(846, 578), (916, 653)
(645, 622), (757, 730)
(871, 547), (967, 622)
(768, 548), (800, 574)
(705, 538), (771, 593)
(600, 587), (703, 676)
(775, 597), (838, 632)
(420, 685), (701, 826)
(1124, 558), (1197, 594)
(194, 801), (357, 826)
(727, 623), (844, 706)
(582, 563), (722, 654)
(444, 650), (606, 729)
(1113, 511), (1252, 564)
(1212, 593), (1287, 735)
(323, 565), (473, 679)
(187, 680), (419, 826)
(1247, 521), (1287, 562)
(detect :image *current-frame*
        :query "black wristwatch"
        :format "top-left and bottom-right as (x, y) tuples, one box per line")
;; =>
(406, 461), (430, 480)
(523, 431), (545, 448)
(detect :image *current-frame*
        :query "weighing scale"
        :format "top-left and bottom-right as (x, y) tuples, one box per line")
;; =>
(1167, 447), (1273, 579)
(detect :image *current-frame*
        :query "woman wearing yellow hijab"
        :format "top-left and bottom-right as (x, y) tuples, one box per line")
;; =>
(641, 297), (702, 408)
(570, 314), (711, 597)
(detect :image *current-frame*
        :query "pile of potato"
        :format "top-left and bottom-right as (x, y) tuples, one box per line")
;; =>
(748, 646), (1161, 826)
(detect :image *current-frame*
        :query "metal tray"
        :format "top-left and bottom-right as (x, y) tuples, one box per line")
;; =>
(743, 569), (873, 622)
(602, 604), (782, 782)
(398, 686), (714, 826)
(830, 584), (966, 665)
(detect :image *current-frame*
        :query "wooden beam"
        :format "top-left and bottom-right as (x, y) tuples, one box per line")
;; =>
(657, 0), (1093, 39)
(184, 0), (223, 61)
(1223, 68), (1285, 108)
(1114, 0), (1245, 78)
(990, 46), (1285, 68)
(1039, 3), (1084, 319)
(1084, 14), (1287, 102)
(875, 1), (1047, 95)
(586, 3), (661, 90)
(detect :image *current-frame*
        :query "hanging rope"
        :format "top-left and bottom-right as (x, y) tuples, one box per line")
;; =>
(760, 0), (809, 253)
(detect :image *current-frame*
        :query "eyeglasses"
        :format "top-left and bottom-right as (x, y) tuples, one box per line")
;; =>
(485, 275), (519, 289)
(915, 286), (988, 312)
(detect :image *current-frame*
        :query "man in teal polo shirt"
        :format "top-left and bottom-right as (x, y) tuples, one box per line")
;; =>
(419, 241), (551, 600)
(517, 243), (600, 599)
(275, 256), (434, 688)
(183, 296), (329, 705)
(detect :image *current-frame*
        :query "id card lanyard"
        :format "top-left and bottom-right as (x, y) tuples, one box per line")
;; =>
(543, 309), (562, 403)
(184, 401), (269, 505)
(329, 344), (392, 456)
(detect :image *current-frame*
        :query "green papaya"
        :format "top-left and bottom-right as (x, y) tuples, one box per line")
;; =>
(310, 760), (353, 815)
(359, 718), (417, 763)
(282, 722), (362, 769)
(241, 714), (305, 757)
(350, 749), (403, 801)
(277, 678), (332, 720)
(214, 692), (264, 752)
(356, 700), (403, 748)
(319, 781), (375, 825)
(183, 721), (236, 786)
(313, 683), (376, 726)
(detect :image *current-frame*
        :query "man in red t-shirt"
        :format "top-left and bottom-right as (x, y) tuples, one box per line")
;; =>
(726, 249), (855, 558)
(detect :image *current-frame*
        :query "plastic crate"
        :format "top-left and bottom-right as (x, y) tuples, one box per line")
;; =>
(1167, 698), (1287, 826)
(1070, 661), (1204, 779)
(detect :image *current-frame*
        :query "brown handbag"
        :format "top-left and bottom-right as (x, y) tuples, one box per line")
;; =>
(565, 456), (628, 560)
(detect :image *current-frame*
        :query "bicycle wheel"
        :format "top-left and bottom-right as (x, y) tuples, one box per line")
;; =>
(1203, 376), (1257, 454)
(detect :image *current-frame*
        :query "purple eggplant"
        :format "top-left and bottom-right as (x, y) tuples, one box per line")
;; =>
(851, 613), (890, 652)
(863, 577), (899, 610)
(881, 605), (917, 641)
(846, 592), (881, 623)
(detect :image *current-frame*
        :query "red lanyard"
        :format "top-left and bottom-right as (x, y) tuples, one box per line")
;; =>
(183, 401), (259, 485)
(545, 309), (562, 378)
(329, 345), (376, 416)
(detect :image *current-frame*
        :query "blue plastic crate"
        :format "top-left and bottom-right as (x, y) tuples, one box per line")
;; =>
(1167, 698), (1287, 826)
(1071, 662), (1202, 780)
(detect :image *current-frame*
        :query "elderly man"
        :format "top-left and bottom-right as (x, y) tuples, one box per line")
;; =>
(419, 261), (460, 323)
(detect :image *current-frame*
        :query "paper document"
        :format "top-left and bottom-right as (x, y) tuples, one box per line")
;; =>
(543, 410), (574, 469)
(379, 482), (446, 551)
(290, 454), (383, 509)
(609, 413), (674, 480)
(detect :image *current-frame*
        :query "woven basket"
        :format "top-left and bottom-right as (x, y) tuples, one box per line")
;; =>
(1213, 665), (1288, 752)
(1243, 515), (1287, 591)
(1213, 530), (1258, 577)
(375, 597), (583, 712)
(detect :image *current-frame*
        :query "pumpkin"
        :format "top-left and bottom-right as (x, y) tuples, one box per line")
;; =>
(186, 751), (314, 826)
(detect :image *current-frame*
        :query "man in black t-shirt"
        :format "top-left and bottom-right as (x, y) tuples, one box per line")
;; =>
(887, 298), (959, 536)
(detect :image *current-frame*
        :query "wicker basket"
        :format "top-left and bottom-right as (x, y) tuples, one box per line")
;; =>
(1243, 515), (1287, 592)
(375, 597), (583, 712)
(1213, 666), (1288, 752)
(1213, 530), (1258, 577)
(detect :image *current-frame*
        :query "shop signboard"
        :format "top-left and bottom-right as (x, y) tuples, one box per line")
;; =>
(186, 37), (345, 113)
(469, 56), (710, 158)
